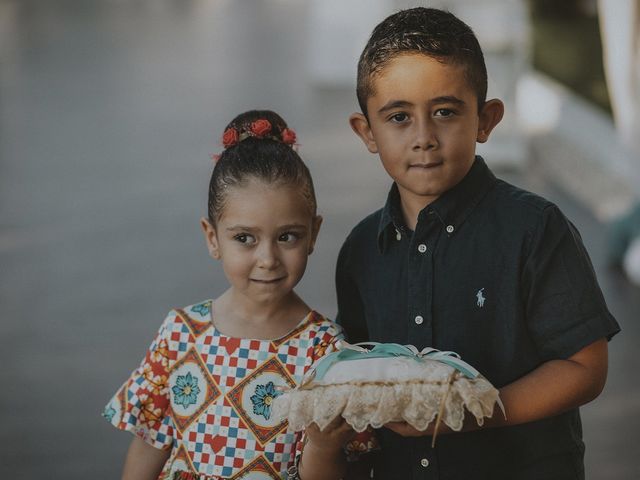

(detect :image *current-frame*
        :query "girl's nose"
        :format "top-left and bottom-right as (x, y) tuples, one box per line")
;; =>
(256, 242), (280, 269)
(412, 118), (438, 151)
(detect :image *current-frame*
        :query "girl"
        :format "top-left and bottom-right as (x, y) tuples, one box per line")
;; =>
(103, 110), (359, 480)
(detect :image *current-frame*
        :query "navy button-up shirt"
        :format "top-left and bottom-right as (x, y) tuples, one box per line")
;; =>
(336, 157), (619, 479)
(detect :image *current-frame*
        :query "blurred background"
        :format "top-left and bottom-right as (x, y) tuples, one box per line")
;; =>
(1, 0), (639, 477)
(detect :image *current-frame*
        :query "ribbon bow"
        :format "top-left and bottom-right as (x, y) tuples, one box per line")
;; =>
(311, 341), (481, 382)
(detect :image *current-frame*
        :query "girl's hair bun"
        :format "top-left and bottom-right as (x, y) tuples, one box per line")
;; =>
(206, 110), (316, 224)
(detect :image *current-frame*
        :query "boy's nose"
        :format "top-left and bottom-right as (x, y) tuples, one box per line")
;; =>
(412, 118), (438, 151)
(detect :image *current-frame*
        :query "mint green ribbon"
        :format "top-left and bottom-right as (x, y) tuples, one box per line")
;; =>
(312, 341), (480, 381)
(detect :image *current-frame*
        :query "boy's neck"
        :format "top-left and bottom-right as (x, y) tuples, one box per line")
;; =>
(398, 190), (434, 231)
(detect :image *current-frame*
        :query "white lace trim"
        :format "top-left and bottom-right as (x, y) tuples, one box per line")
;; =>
(273, 362), (501, 433)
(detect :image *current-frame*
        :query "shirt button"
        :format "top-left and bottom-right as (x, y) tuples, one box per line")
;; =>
(414, 315), (424, 325)
(446, 225), (455, 234)
(417, 243), (427, 253)
(420, 458), (430, 467)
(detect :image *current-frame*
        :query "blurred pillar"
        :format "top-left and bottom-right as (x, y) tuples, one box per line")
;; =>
(306, 0), (393, 87)
(598, 0), (640, 155)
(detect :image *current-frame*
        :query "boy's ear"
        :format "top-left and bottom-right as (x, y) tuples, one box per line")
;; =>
(349, 113), (378, 153)
(200, 217), (221, 260)
(308, 215), (323, 255)
(476, 99), (504, 143)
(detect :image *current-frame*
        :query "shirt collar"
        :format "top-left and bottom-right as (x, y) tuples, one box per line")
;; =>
(377, 156), (497, 253)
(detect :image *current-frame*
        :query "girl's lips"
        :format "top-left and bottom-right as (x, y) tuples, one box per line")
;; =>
(251, 277), (285, 284)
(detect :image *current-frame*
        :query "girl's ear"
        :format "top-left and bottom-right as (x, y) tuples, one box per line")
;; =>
(308, 215), (323, 255)
(476, 99), (504, 143)
(349, 113), (378, 153)
(200, 217), (221, 260)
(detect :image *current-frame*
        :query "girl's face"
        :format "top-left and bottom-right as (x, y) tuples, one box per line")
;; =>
(201, 178), (322, 307)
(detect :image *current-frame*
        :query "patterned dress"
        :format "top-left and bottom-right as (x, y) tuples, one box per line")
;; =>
(103, 300), (344, 479)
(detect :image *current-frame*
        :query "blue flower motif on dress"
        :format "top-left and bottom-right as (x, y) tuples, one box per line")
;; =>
(172, 372), (201, 409)
(190, 301), (211, 317)
(103, 404), (116, 422)
(250, 381), (281, 420)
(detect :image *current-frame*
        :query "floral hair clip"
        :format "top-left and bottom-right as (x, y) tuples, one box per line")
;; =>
(220, 119), (297, 149)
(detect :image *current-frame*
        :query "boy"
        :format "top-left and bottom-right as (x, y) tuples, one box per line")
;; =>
(336, 7), (620, 479)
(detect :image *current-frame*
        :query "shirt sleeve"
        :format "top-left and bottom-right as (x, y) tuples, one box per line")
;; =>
(335, 234), (370, 343)
(102, 312), (176, 450)
(522, 205), (620, 361)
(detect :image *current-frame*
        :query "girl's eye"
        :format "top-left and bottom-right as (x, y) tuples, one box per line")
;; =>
(434, 108), (455, 117)
(389, 112), (409, 123)
(234, 233), (256, 245)
(279, 232), (300, 243)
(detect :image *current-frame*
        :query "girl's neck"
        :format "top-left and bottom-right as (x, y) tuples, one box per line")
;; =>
(211, 289), (310, 340)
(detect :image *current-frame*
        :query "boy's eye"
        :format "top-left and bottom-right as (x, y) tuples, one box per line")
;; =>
(278, 232), (300, 243)
(434, 108), (455, 117)
(389, 112), (409, 123)
(234, 233), (256, 245)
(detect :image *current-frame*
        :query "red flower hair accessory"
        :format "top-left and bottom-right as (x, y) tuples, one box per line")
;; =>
(250, 119), (272, 137)
(281, 128), (297, 145)
(217, 119), (297, 157)
(222, 127), (239, 148)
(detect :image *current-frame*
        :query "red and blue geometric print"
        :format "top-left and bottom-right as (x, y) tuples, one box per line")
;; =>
(104, 300), (344, 479)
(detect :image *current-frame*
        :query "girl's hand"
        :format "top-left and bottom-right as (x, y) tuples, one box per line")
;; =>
(305, 416), (356, 452)
(384, 421), (431, 437)
(298, 416), (355, 480)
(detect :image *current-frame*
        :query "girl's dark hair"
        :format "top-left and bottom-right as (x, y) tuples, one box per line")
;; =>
(207, 110), (316, 223)
(357, 8), (488, 116)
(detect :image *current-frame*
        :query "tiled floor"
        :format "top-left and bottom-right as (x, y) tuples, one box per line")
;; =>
(1, 1), (638, 478)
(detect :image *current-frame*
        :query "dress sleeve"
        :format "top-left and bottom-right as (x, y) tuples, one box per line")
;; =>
(522, 205), (620, 361)
(307, 320), (379, 460)
(335, 235), (369, 343)
(311, 322), (345, 364)
(102, 312), (176, 450)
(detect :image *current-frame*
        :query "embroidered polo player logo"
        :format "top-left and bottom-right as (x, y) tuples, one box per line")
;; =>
(476, 288), (486, 308)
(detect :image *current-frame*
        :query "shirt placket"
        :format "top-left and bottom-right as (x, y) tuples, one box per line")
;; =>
(407, 212), (441, 479)
(406, 212), (438, 348)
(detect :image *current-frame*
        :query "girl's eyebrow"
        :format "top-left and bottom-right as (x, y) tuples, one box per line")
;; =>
(279, 224), (307, 229)
(226, 224), (307, 232)
(226, 225), (256, 232)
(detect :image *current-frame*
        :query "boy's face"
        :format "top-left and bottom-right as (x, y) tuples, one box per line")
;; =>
(351, 53), (502, 209)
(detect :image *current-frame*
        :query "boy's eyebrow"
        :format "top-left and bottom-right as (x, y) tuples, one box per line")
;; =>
(377, 100), (413, 114)
(430, 95), (466, 106)
(377, 96), (467, 115)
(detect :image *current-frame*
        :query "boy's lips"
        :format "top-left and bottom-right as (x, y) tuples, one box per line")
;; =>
(409, 161), (443, 169)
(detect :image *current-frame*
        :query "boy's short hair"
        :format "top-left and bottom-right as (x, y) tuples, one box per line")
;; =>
(356, 7), (488, 116)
